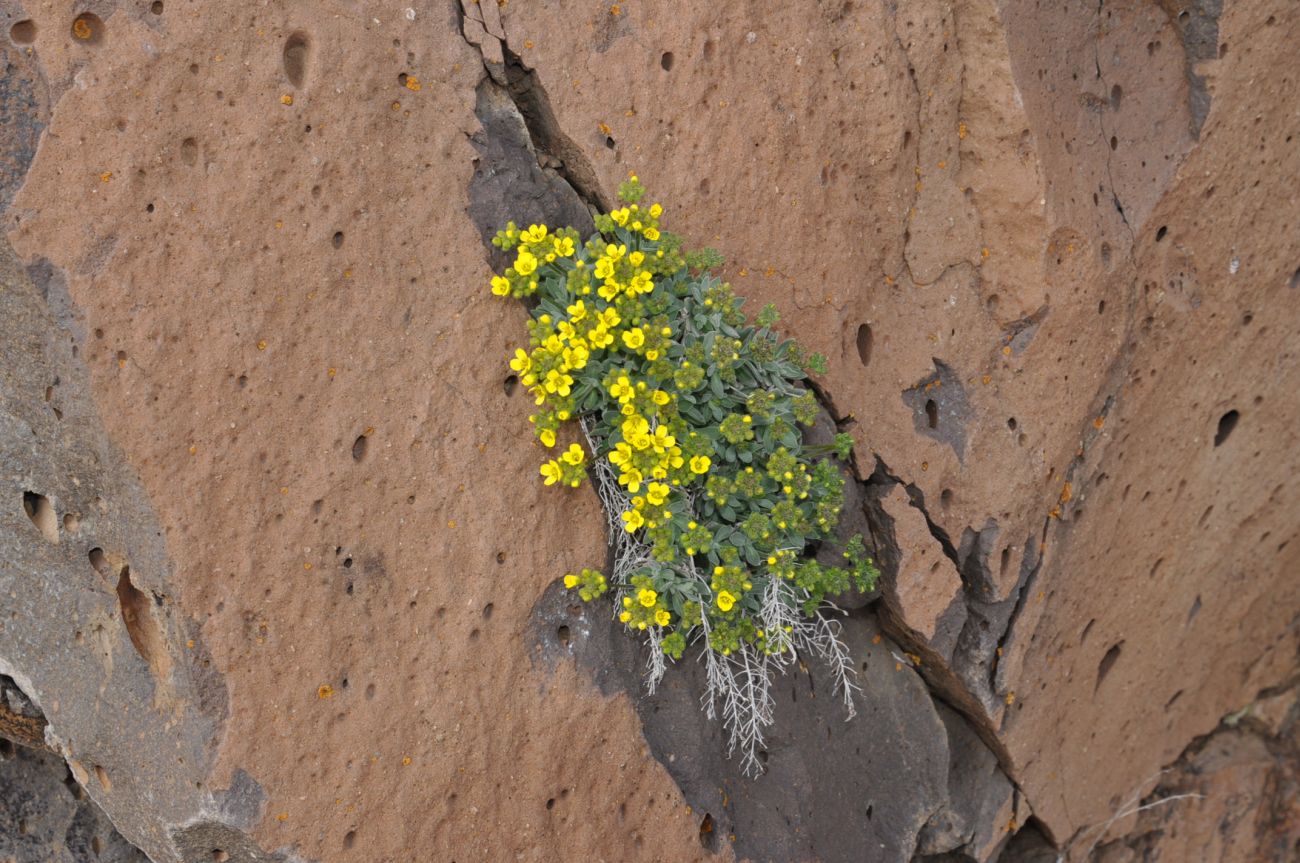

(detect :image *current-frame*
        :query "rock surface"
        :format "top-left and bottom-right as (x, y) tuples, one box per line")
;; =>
(0, 0), (1295, 861)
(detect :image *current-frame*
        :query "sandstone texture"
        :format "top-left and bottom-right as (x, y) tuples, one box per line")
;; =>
(0, 0), (1296, 862)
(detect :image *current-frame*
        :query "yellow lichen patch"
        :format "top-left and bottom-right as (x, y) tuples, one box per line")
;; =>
(99, 172), (112, 183)
(981, 247), (990, 260)
(981, 374), (992, 385)
(1059, 482), (1072, 504)
(598, 121), (612, 136)
(523, 39), (535, 49)
(188, 445), (197, 455)
(72, 18), (92, 40)
(404, 75), (421, 91)
(1093, 415), (1106, 429)
(303, 562), (312, 571)
(257, 339), (268, 350)
(327, 367), (337, 379)
(401, 756), (412, 766)
(610, 3), (622, 14)
(958, 121), (969, 139)
(280, 94), (294, 105)
(275, 813), (288, 822)
(1005, 691), (1016, 705)
(317, 684), (334, 699)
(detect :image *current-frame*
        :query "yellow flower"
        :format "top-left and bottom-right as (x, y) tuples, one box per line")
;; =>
(589, 327), (614, 348)
(563, 574), (579, 589)
(609, 375), (634, 401)
(645, 482), (669, 506)
(637, 588), (658, 608)
(716, 590), (737, 612)
(594, 257), (615, 280)
(520, 224), (548, 244)
(553, 236), (575, 256)
(654, 609), (671, 627)
(649, 203), (663, 218)
(619, 610), (632, 623)
(539, 428), (556, 448)
(643, 227), (660, 241)
(646, 350), (660, 361)
(611, 208), (630, 226)
(543, 369), (573, 396)
(540, 460), (562, 486)
(566, 300), (588, 321)
(651, 389), (670, 406)
(514, 249), (538, 276)
(490, 275), (511, 296)
(509, 348), (531, 374)
(561, 443), (585, 466)
(608, 442), (634, 466)
(621, 509), (645, 532)
(599, 308), (621, 328)
(605, 243), (627, 262)
(622, 327), (646, 350)
(619, 468), (644, 493)
(629, 250), (645, 267)
(690, 455), (711, 474)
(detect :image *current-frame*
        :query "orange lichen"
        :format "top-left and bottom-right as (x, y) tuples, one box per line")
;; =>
(1005, 691), (1016, 705)
(404, 75), (421, 91)
(280, 94), (294, 105)
(72, 19), (92, 40)
(1093, 415), (1106, 429)
(317, 684), (334, 699)
(1059, 482), (1072, 504)
(257, 339), (268, 350)
(598, 121), (612, 136)
(958, 121), (969, 139)
(99, 171), (112, 183)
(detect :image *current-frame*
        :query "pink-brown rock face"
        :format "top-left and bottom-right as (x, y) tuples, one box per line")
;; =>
(0, 0), (1296, 862)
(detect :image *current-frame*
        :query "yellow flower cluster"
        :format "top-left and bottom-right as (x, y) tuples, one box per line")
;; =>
(539, 443), (587, 488)
(618, 585), (673, 630)
(490, 193), (709, 514)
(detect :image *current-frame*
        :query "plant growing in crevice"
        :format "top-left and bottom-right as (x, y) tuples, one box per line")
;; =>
(489, 177), (877, 773)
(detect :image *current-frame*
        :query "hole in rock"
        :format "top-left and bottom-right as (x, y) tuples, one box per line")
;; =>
(1080, 618), (1095, 644)
(482, 603), (494, 620)
(89, 547), (110, 576)
(556, 625), (570, 645)
(495, 551), (506, 564)
(1095, 641), (1123, 691)
(924, 399), (938, 429)
(211, 852), (229, 862)
(1289, 267), (1300, 290)
(1187, 595), (1202, 623)
(62, 512), (79, 533)
(71, 13), (104, 45)
(698, 813), (716, 850)
(351, 435), (367, 461)
(503, 374), (518, 397)
(116, 566), (168, 678)
(940, 489), (953, 509)
(1213, 410), (1239, 447)
(546, 798), (555, 810)
(1000, 546), (1011, 575)
(94, 764), (111, 791)
(283, 32), (310, 88)
(150, 1), (164, 14)
(660, 51), (674, 71)
(180, 137), (198, 166)
(23, 492), (59, 544)
(1155, 225), (1168, 242)
(332, 231), (344, 249)
(10, 19), (36, 43)
(855, 323), (872, 366)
